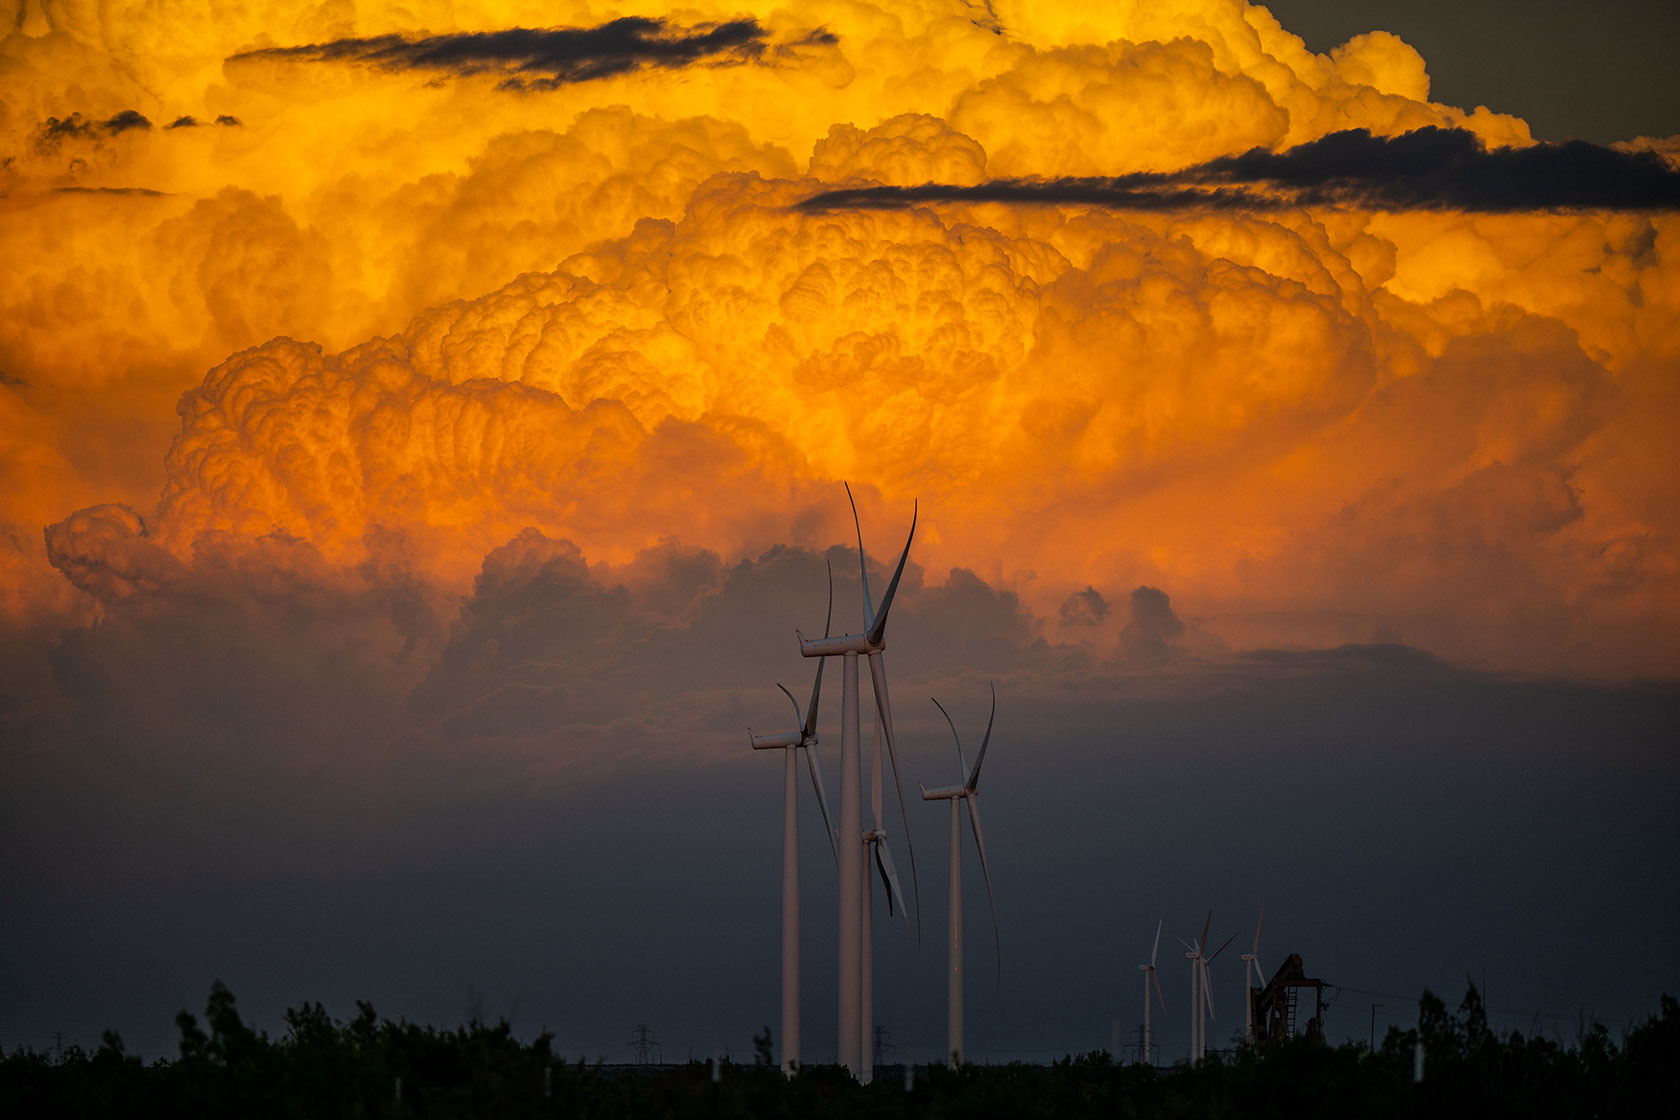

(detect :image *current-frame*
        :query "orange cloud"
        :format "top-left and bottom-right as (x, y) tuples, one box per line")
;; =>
(1, 0), (1675, 676)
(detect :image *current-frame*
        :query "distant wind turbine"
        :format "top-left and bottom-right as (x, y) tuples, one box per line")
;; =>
(1181, 919), (1238, 1062)
(1180, 912), (1210, 1063)
(749, 562), (838, 1075)
(1241, 904), (1265, 1042)
(1137, 920), (1168, 1064)
(920, 684), (1000, 1067)
(797, 484), (918, 1078)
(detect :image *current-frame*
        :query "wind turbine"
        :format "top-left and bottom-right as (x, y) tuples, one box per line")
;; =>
(797, 483), (919, 1078)
(1180, 912), (1210, 1063)
(1137, 920), (1168, 1065)
(1241, 904), (1265, 1042)
(920, 685), (999, 1067)
(1183, 923), (1238, 1062)
(748, 562), (839, 1075)
(860, 708), (911, 1085)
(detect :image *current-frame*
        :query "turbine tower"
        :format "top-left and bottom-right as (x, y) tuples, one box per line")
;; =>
(748, 563), (839, 1076)
(920, 685), (1000, 1067)
(860, 709), (910, 1085)
(797, 484), (919, 1078)
(1182, 917), (1237, 1062)
(1241, 904), (1265, 1042)
(1137, 920), (1168, 1065)
(1180, 912), (1210, 1063)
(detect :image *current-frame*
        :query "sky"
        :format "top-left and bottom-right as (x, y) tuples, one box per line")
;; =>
(1, 0), (1678, 1067)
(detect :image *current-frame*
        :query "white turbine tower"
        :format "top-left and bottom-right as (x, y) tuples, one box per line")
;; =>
(1137, 920), (1168, 1065)
(748, 564), (839, 1076)
(797, 484), (919, 1078)
(920, 685), (1000, 1068)
(1182, 920), (1238, 1062)
(1241, 904), (1265, 1042)
(1181, 913), (1209, 1063)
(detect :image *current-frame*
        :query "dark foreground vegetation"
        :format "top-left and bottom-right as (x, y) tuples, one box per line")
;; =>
(4, 983), (1676, 1119)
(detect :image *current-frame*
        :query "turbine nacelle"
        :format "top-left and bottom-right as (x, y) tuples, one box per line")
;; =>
(750, 731), (804, 750)
(797, 630), (877, 657)
(919, 782), (971, 801)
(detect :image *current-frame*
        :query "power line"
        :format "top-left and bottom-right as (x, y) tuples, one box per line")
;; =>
(625, 1025), (660, 1067)
(872, 1025), (896, 1068)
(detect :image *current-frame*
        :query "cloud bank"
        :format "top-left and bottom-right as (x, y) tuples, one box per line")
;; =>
(225, 17), (787, 91)
(3, 1), (1674, 680)
(798, 127), (1680, 212)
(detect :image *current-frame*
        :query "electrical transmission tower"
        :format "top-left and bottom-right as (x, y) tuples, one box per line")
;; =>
(872, 1025), (895, 1068)
(626, 1025), (660, 1067)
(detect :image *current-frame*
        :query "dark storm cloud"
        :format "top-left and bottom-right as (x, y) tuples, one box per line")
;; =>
(103, 109), (152, 134)
(797, 127), (1680, 213)
(53, 186), (170, 196)
(1118, 585), (1185, 665)
(34, 110), (154, 151)
(1201, 127), (1680, 210)
(414, 534), (1054, 744)
(1059, 586), (1110, 627)
(227, 17), (776, 90)
(797, 179), (1285, 213)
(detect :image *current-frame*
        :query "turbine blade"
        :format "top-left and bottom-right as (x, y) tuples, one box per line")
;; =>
(875, 837), (911, 931)
(1177, 937), (1198, 954)
(866, 500), (917, 646)
(965, 682), (997, 792)
(803, 657), (825, 738)
(870, 708), (883, 831)
(931, 696), (969, 781)
(824, 557), (833, 639)
(1202, 963), (1217, 1020)
(1207, 931), (1239, 965)
(804, 745), (838, 865)
(1252, 902), (1264, 956)
(776, 683), (802, 728)
(868, 651), (919, 939)
(845, 482), (874, 632)
(966, 795), (1001, 993)
(1152, 968), (1169, 1020)
(1151, 919), (1162, 967)
(1200, 911), (1212, 953)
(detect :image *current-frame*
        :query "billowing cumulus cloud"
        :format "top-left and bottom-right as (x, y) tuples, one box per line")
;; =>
(1, 0), (1677, 683)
